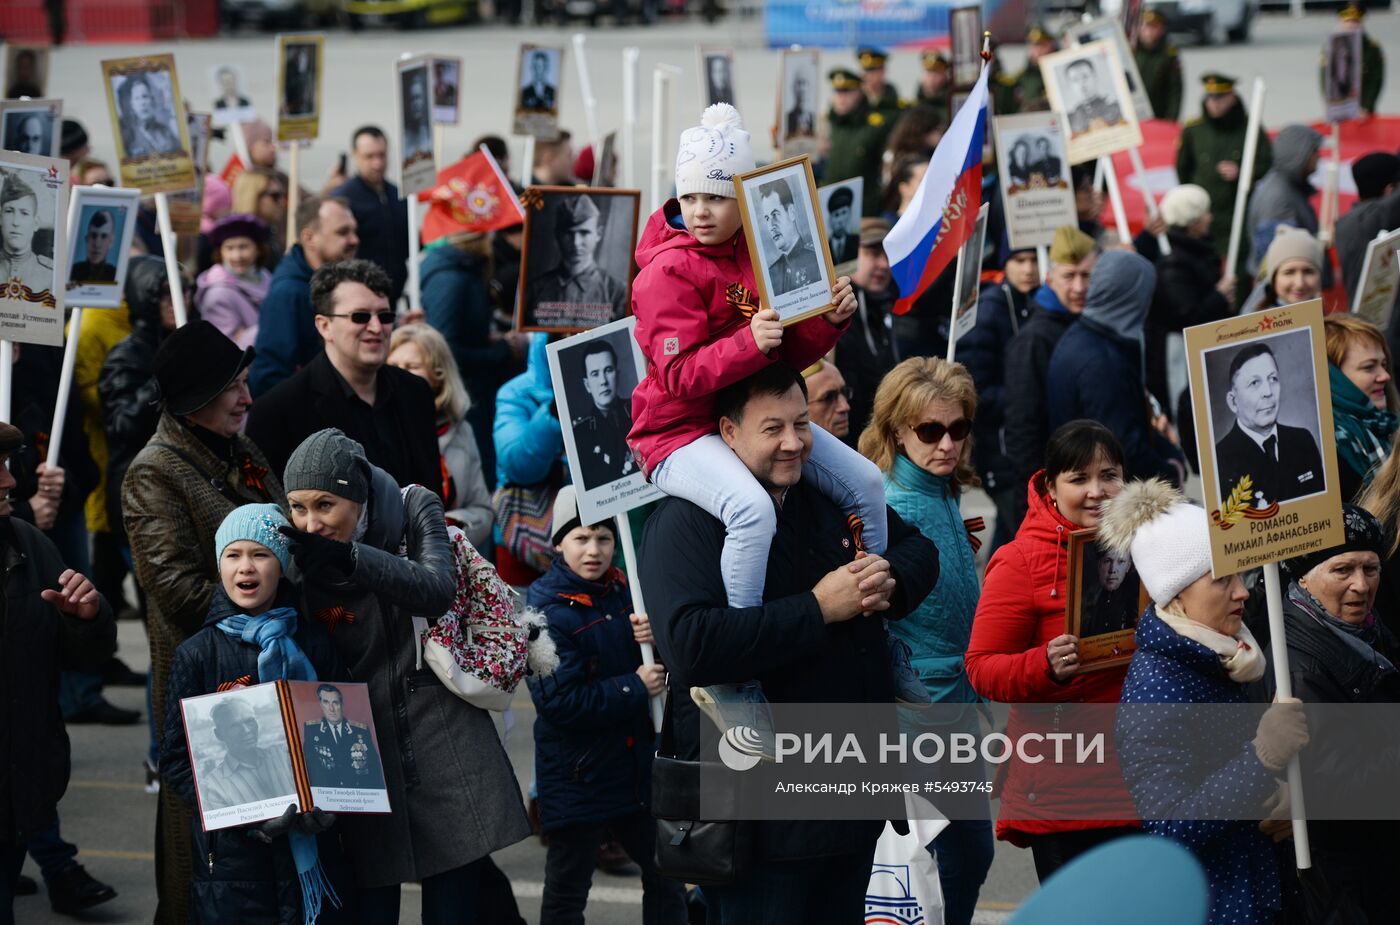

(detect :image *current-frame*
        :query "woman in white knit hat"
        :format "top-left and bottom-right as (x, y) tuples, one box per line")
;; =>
(627, 103), (890, 751)
(1240, 225), (1324, 314)
(1103, 478), (1309, 925)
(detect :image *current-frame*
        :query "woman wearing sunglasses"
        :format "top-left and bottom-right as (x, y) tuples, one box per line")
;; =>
(857, 357), (991, 925)
(964, 420), (1141, 881)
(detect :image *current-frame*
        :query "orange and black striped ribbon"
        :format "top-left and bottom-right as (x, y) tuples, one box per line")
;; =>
(277, 681), (315, 811)
(964, 516), (986, 553)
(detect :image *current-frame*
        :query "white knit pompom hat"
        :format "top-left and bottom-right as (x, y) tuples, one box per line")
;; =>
(1098, 479), (1214, 607)
(1160, 184), (1210, 229)
(674, 103), (755, 199)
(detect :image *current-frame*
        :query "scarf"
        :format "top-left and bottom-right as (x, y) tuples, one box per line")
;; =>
(1286, 582), (1395, 674)
(216, 608), (339, 925)
(1157, 602), (1267, 683)
(1329, 364), (1398, 489)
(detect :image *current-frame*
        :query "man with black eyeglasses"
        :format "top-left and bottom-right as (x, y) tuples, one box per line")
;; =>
(248, 259), (442, 499)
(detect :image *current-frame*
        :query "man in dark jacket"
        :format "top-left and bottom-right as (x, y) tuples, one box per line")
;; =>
(1048, 251), (1185, 487)
(333, 126), (409, 305)
(1337, 152), (1400, 307)
(641, 364), (937, 923)
(835, 218), (897, 440)
(248, 259), (443, 499)
(0, 421), (117, 922)
(248, 196), (360, 398)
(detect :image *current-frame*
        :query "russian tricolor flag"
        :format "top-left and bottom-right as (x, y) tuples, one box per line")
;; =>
(885, 64), (990, 315)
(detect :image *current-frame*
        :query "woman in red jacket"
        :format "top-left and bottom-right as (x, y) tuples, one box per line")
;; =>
(964, 419), (1140, 881)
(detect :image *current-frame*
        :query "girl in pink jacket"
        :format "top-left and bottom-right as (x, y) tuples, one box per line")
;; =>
(628, 104), (889, 751)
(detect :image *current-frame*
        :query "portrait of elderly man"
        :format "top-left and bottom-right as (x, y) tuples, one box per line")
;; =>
(532, 194), (627, 320)
(759, 178), (822, 296)
(70, 209), (118, 284)
(302, 683), (384, 790)
(1062, 56), (1124, 137)
(201, 698), (296, 811)
(1214, 341), (1325, 507)
(520, 50), (557, 112)
(569, 338), (635, 489)
(1, 171), (53, 300)
(5, 111), (48, 156)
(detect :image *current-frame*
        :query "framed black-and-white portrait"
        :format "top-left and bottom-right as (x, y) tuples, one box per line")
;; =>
(3, 45), (47, 100)
(994, 111), (1077, 250)
(1324, 30), (1363, 123)
(1352, 227), (1400, 328)
(1066, 529), (1146, 671)
(1040, 41), (1141, 165)
(101, 54), (195, 195)
(1065, 17), (1154, 122)
(0, 98), (60, 158)
(0, 150), (68, 346)
(950, 5), (983, 90)
(209, 64), (254, 130)
(735, 155), (836, 325)
(395, 56), (436, 198)
(431, 56), (461, 125)
(180, 684), (298, 831)
(518, 186), (640, 333)
(65, 185), (140, 308)
(699, 47), (737, 108)
(547, 316), (662, 522)
(950, 202), (990, 345)
(817, 177), (862, 276)
(776, 48), (820, 157)
(1185, 300), (1344, 578)
(275, 33), (324, 142)
(514, 44), (564, 140)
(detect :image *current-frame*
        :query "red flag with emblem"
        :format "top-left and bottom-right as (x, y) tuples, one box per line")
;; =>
(419, 145), (524, 245)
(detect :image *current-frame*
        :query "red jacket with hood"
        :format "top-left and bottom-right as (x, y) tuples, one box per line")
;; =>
(627, 200), (844, 477)
(965, 474), (1139, 844)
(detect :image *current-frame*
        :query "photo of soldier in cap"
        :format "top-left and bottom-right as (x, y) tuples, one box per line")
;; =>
(558, 333), (638, 490)
(301, 683), (385, 790)
(519, 187), (639, 332)
(818, 179), (861, 267)
(0, 167), (55, 302)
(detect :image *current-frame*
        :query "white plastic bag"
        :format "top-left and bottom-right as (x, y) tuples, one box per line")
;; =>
(864, 795), (947, 925)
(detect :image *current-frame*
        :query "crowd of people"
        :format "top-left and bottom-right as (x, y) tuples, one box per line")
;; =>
(8, 5), (1400, 925)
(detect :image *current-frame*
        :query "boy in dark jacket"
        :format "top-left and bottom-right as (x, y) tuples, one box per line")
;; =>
(526, 486), (685, 924)
(161, 504), (350, 925)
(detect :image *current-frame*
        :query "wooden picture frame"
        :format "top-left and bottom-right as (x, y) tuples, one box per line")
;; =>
(101, 54), (197, 195)
(274, 33), (324, 143)
(1065, 528), (1148, 671)
(734, 155), (837, 326)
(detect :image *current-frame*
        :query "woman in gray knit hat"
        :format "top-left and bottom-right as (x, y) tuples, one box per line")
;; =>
(279, 428), (531, 922)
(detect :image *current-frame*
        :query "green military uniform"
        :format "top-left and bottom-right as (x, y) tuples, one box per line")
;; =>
(1175, 73), (1274, 259)
(824, 68), (892, 216)
(1011, 27), (1057, 113)
(858, 47), (906, 125)
(1134, 12), (1183, 121)
(916, 51), (951, 113)
(1318, 5), (1385, 115)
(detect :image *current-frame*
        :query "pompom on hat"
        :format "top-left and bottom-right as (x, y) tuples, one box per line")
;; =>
(216, 503), (294, 575)
(675, 103), (755, 199)
(1098, 479), (1214, 608)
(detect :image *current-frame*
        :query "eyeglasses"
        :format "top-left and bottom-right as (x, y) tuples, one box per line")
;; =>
(911, 418), (971, 444)
(811, 386), (854, 406)
(324, 310), (396, 326)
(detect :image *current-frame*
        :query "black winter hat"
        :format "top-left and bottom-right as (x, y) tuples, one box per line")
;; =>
(153, 320), (254, 416)
(60, 119), (88, 159)
(1351, 152), (1400, 201)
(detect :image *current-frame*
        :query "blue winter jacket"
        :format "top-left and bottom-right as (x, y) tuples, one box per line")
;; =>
(1117, 606), (1281, 925)
(248, 244), (317, 398)
(492, 332), (563, 489)
(526, 558), (655, 832)
(883, 454), (980, 704)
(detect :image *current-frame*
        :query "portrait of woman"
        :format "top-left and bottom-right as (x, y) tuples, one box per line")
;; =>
(117, 72), (181, 159)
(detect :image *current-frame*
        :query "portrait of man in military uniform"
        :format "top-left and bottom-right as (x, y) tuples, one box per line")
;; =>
(0, 169), (54, 303)
(519, 49), (558, 113)
(1061, 57), (1124, 137)
(523, 191), (636, 331)
(564, 339), (636, 490)
(70, 208), (117, 284)
(282, 42), (318, 118)
(301, 684), (385, 791)
(201, 697), (297, 811)
(822, 183), (860, 266)
(757, 177), (822, 297)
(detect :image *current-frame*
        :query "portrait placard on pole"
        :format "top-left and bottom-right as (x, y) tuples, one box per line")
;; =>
(430, 56), (462, 125)
(0, 149), (68, 347)
(65, 185), (141, 309)
(514, 45), (565, 140)
(993, 112), (1076, 250)
(395, 56), (437, 198)
(101, 54), (196, 195)
(775, 48), (820, 159)
(1039, 40), (1142, 166)
(1184, 299), (1344, 579)
(1351, 227), (1400, 329)
(0, 98), (62, 159)
(1065, 17), (1154, 122)
(275, 33), (325, 143)
(1323, 30), (1363, 124)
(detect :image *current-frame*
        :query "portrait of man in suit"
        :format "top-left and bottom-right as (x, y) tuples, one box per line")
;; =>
(520, 50), (557, 113)
(1213, 341), (1325, 508)
(825, 185), (859, 265)
(706, 53), (735, 106)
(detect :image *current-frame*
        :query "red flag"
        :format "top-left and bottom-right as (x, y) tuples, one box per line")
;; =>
(420, 146), (524, 245)
(219, 152), (245, 186)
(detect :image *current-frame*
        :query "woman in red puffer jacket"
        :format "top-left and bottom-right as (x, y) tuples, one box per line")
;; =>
(965, 419), (1141, 882)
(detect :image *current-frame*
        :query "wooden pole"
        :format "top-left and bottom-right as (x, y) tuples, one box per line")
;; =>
(616, 513), (664, 733)
(286, 142), (301, 255)
(154, 193), (189, 328)
(1262, 562), (1312, 869)
(1226, 78), (1267, 279)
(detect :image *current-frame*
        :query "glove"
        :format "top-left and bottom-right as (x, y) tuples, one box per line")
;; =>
(292, 808), (337, 836)
(278, 526), (355, 578)
(250, 804), (298, 844)
(1252, 697), (1309, 771)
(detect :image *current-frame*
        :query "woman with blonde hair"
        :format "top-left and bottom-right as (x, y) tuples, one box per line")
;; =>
(858, 356), (991, 925)
(230, 167), (286, 263)
(1325, 314), (1398, 502)
(387, 323), (493, 551)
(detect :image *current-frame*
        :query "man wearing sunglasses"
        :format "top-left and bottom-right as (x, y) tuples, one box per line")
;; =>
(248, 259), (442, 501)
(802, 359), (853, 441)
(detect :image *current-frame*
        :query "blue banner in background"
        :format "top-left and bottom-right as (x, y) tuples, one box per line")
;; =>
(764, 0), (1018, 49)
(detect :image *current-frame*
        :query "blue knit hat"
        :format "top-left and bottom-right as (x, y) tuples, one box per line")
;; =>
(215, 503), (294, 575)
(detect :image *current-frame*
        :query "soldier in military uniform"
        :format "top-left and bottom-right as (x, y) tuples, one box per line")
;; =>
(916, 51), (951, 111)
(858, 47), (905, 126)
(0, 170), (53, 302)
(570, 340), (635, 490)
(758, 177), (823, 296)
(1011, 25), (1058, 113)
(70, 208), (117, 284)
(1063, 57), (1124, 137)
(822, 68), (891, 217)
(202, 698), (298, 811)
(531, 194), (627, 324)
(1176, 73), (1274, 260)
(1321, 3), (1385, 116)
(825, 185), (859, 264)
(1134, 9), (1182, 121)
(785, 72), (816, 139)
(302, 683), (385, 790)
(520, 50), (557, 112)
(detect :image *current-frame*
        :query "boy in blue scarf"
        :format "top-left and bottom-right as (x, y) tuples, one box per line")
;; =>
(160, 504), (352, 925)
